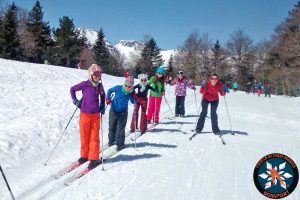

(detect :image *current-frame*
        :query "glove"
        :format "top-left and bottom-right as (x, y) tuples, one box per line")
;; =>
(166, 79), (172, 84)
(99, 105), (105, 115)
(73, 99), (81, 108)
(201, 80), (206, 88)
(106, 99), (111, 105)
(192, 86), (196, 90)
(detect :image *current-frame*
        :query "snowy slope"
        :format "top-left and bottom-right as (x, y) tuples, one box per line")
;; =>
(0, 58), (300, 200)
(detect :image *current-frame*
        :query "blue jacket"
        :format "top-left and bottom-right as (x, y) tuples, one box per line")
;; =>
(106, 85), (136, 112)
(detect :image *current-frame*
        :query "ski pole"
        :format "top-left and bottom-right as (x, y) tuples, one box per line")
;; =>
(223, 96), (234, 135)
(44, 107), (78, 166)
(163, 95), (174, 117)
(0, 163), (15, 200)
(193, 90), (198, 114)
(133, 104), (137, 149)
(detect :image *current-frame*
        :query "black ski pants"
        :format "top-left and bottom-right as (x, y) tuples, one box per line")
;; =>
(175, 96), (185, 116)
(196, 99), (220, 133)
(108, 109), (128, 147)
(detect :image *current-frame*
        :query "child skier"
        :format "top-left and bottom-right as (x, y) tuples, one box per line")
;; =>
(130, 74), (156, 134)
(70, 64), (106, 170)
(167, 71), (196, 117)
(146, 66), (166, 125)
(106, 76), (137, 151)
(195, 74), (226, 135)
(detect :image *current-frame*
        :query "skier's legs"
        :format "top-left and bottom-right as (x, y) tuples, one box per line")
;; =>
(175, 96), (180, 115)
(130, 101), (140, 130)
(179, 96), (185, 116)
(196, 100), (209, 132)
(115, 111), (128, 147)
(154, 97), (162, 122)
(146, 96), (155, 121)
(140, 97), (148, 131)
(108, 109), (118, 144)
(88, 113), (100, 160)
(210, 100), (220, 133)
(79, 113), (91, 159)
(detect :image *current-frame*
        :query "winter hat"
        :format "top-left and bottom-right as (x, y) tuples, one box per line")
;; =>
(88, 64), (102, 79)
(138, 74), (148, 81)
(156, 66), (165, 74)
(124, 76), (134, 87)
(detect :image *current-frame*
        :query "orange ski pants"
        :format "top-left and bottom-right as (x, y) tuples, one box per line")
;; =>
(79, 112), (100, 160)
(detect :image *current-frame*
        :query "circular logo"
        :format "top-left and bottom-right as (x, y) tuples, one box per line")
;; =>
(253, 153), (299, 199)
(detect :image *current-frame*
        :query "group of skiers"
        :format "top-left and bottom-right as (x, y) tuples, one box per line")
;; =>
(70, 64), (226, 170)
(225, 80), (272, 98)
(245, 81), (272, 97)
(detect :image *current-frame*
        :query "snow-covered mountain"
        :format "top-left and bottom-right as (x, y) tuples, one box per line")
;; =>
(77, 28), (118, 55)
(0, 58), (300, 200)
(77, 28), (176, 66)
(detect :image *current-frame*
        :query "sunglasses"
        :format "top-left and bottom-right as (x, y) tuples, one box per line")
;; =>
(177, 71), (183, 75)
(141, 79), (147, 82)
(211, 77), (218, 80)
(157, 73), (163, 75)
(93, 71), (102, 77)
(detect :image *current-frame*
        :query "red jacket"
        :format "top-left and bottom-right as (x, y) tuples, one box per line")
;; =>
(200, 80), (225, 102)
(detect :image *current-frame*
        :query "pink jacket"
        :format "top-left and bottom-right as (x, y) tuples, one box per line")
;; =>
(170, 78), (195, 96)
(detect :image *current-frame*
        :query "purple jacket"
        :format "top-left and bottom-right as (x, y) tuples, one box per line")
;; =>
(170, 78), (195, 96)
(70, 80), (105, 114)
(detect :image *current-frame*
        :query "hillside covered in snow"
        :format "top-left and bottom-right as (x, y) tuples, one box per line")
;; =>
(0, 59), (299, 200)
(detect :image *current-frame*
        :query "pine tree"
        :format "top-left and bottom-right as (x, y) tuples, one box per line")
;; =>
(53, 16), (82, 67)
(0, 3), (22, 60)
(213, 40), (220, 69)
(136, 38), (164, 75)
(27, 0), (53, 63)
(93, 29), (111, 74)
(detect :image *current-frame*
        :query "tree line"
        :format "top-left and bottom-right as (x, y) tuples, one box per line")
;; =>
(0, 1), (299, 96)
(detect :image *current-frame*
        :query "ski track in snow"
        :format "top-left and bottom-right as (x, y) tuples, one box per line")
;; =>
(0, 59), (300, 200)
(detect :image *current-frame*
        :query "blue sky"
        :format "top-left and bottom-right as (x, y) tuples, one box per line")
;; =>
(2, 0), (298, 49)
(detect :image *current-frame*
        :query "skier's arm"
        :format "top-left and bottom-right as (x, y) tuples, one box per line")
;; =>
(99, 84), (106, 109)
(106, 86), (118, 100)
(219, 83), (226, 96)
(147, 84), (158, 92)
(200, 80), (207, 94)
(70, 81), (85, 100)
(186, 79), (196, 90)
(129, 92), (137, 104)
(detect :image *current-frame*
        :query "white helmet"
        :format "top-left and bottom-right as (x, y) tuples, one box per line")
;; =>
(138, 74), (148, 80)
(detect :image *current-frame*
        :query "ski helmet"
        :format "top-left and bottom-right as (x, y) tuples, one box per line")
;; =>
(88, 64), (102, 80)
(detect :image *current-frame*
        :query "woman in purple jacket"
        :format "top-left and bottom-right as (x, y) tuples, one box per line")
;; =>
(167, 71), (195, 117)
(70, 64), (106, 170)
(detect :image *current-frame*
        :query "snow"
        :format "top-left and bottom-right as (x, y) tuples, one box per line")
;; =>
(0, 58), (300, 200)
